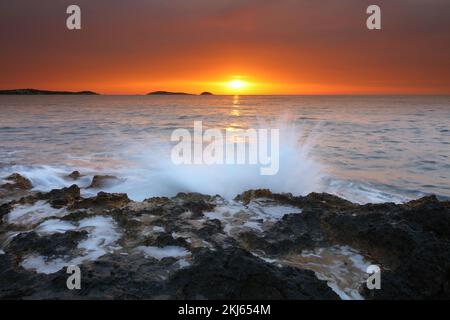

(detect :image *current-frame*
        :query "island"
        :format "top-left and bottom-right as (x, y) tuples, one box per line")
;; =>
(200, 92), (213, 95)
(147, 91), (193, 96)
(0, 89), (99, 95)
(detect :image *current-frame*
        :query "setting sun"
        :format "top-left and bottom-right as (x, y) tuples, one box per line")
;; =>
(228, 80), (247, 90)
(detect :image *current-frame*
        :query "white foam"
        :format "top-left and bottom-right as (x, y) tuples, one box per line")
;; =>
(204, 199), (301, 235)
(296, 246), (371, 300)
(6, 201), (68, 226)
(152, 226), (165, 233)
(0, 165), (91, 192)
(20, 216), (121, 274)
(36, 219), (77, 234)
(137, 246), (190, 260)
(324, 178), (409, 204)
(21, 255), (70, 275)
(77, 216), (122, 261)
(176, 258), (191, 268)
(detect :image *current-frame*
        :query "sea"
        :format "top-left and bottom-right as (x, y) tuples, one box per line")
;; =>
(1, 95), (449, 204)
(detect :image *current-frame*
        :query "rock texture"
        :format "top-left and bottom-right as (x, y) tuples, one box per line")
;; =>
(0, 173), (449, 300)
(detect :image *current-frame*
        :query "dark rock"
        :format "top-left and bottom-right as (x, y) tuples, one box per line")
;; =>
(87, 175), (120, 189)
(0, 254), (50, 299)
(197, 219), (223, 238)
(317, 196), (450, 299)
(1, 173), (32, 190)
(143, 233), (189, 248)
(6, 230), (88, 258)
(235, 189), (273, 205)
(67, 171), (82, 180)
(39, 184), (81, 208)
(74, 192), (130, 210)
(1, 183), (449, 300)
(167, 248), (338, 299)
(200, 92), (213, 95)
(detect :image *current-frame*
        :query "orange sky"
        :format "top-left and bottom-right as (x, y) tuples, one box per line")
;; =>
(0, 0), (449, 95)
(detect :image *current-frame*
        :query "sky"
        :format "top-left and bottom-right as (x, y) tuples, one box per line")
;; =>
(0, 0), (449, 94)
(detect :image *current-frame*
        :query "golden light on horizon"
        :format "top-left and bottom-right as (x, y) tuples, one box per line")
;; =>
(228, 80), (247, 90)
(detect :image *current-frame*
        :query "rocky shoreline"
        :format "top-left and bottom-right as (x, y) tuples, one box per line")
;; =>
(0, 173), (449, 299)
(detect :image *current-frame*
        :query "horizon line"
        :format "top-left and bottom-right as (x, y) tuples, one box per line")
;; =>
(1, 88), (450, 97)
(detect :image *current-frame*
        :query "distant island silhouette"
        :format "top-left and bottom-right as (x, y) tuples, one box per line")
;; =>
(148, 91), (214, 96)
(0, 89), (99, 95)
(147, 91), (192, 96)
(0, 89), (215, 96)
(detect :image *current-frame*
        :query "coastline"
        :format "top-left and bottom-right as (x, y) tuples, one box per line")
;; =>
(1, 172), (449, 299)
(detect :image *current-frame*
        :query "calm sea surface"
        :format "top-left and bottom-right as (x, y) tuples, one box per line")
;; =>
(0, 95), (449, 203)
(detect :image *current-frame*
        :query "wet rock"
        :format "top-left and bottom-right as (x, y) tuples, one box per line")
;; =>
(237, 208), (326, 255)
(197, 219), (222, 238)
(66, 171), (82, 180)
(1, 184), (449, 300)
(0, 254), (49, 299)
(1, 173), (33, 191)
(318, 196), (450, 299)
(73, 192), (130, 210)
(0, 202), (13, 223)
(0, 174), (35, 205)
(235, 189), (273, 205)
(6, 230), (88, 258)
(87, 175), (120, 189)
(143, 233), (189, 248)
(38, 184), (81, 208)
(295, 192), (357, 210)
(167, 248), (338, 299)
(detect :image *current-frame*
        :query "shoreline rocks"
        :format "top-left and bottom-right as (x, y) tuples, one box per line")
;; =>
(0, 177), (449, 300)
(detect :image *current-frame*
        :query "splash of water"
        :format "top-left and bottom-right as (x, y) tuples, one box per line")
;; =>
(0, 118), (410, 204)
(110, 118), (325, 200)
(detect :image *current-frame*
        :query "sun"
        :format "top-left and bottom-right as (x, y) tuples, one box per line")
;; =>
(228, 80), (247, 90)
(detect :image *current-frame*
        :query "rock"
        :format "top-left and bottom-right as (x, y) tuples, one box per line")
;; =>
(235, 189), (273, 204)
(87, 175), (120, 189)
(167, 248), (338, 299)
(318, 196), (450, 299)
(66, 171), (82, 180)
(74, 192), (131, 209)
(1, 173), (32, 190)
(143, 233), (189, 248)
(39, 184), (81, 208)
(1, 184), (449, 300)
(0, 254), (50, 299)
(6, 230), (88, 258)
(200, 92), (213, 95)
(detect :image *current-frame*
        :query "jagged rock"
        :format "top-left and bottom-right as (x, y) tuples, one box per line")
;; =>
(66, 171), (82, 180)
(235, 189), (273, 204)
(0, 185), (449, 300)
(167, 248), (338, 299)
(6, 230), (88, 258)
(1, 173), (32, 190)
(0, 174), (35, 205)
(74, 192), (130, 210)
(38, 184), (81, 208)
(87, 175), (120, 189)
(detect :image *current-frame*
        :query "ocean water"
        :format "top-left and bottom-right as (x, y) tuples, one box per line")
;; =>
(0, 95), (449, 203)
